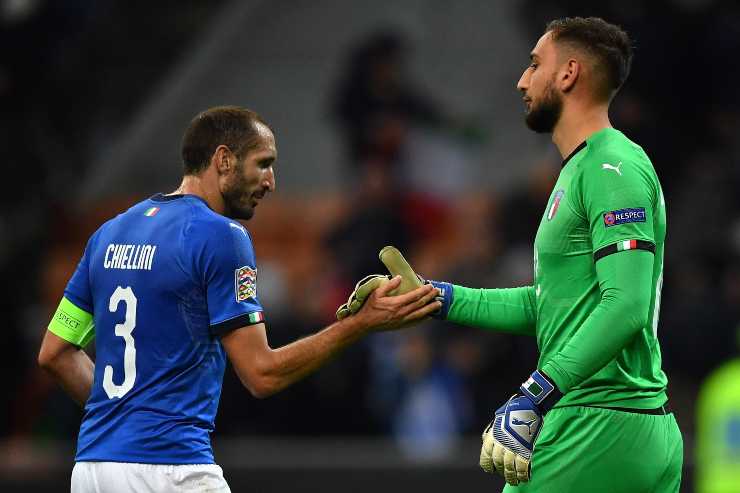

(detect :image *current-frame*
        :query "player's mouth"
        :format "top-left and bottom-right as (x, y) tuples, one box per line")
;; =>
(251, 191), (266, 207)
(522, 96), (533, 112)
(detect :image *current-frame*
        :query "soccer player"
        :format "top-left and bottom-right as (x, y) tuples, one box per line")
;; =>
(37, 106), (441, 492)
(425, 17), (683, 492)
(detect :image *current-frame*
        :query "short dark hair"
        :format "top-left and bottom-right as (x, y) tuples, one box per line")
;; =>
(546, 17), (633, 101)
(181, 106), (271, 175)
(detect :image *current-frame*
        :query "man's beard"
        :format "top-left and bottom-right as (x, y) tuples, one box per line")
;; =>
(525, 80), (563, 133)
(222, 166), (255, 220)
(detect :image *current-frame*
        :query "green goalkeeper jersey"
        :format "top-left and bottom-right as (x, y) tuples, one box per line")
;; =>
(534, 127), (667, 408)
(448, 127), (668, 409)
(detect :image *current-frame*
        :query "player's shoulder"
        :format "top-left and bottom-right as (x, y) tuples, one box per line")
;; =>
(584, 128), (650, 165)
(576, 128), (655, 183)
(90, 198), (154, 241)
(186, 202), (254, 249)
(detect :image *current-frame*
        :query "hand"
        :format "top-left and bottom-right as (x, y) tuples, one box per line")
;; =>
(480, 394), (541, 485)
(336, 274), (389, 320)
(352, 276), (441, 331)
(479, 370), (562, 485)
(336, 246), (429, 321)
(380, 245), (452, 320)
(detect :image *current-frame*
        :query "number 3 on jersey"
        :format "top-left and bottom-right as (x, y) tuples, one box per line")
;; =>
(103, 286), (137, 399)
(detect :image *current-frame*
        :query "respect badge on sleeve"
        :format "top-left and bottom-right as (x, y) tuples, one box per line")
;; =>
(603, 207), (646, 227)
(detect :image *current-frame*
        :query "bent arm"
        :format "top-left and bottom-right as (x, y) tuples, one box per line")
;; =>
(38, 330), (94, 406)
(222, 318), (366, 399)
(224, 279), (439, 398)
(541, 250), (654, 393)
(446, 285), (537, 336)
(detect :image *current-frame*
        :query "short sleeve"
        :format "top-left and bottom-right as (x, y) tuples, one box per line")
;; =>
(191, 219), (265, 337)
(64, 235), (96, 313)
(575, 156), (658, 262)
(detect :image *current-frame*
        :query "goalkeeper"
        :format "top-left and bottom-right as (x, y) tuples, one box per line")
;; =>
(412, 18), (682, 492)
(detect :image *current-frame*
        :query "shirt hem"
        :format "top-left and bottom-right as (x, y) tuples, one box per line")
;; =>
(74, 457), (216, 465)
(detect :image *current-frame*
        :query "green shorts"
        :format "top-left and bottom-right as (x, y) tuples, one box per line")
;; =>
(503, 405), (683, 493)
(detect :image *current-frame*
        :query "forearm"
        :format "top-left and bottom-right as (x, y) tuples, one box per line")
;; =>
(262, 318), (367, 395)
(42, 349), (94, 407)
(447, 285), (537, 336)
(541, 251), (654, 392)
(227, 280), (439, 398)
(227, 317), (369, 398)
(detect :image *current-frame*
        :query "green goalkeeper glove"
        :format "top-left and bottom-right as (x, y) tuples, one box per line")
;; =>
(336, 274), (389, 320)
(335, 246), (424, 320)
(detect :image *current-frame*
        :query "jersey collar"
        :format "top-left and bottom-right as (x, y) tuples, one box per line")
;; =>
(149, 193), (211, 208)
(561, 141), (587, 168)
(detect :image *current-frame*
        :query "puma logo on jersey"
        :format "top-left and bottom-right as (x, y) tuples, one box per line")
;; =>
(229, 222), (247, 237)
(601, 162), (622, 176)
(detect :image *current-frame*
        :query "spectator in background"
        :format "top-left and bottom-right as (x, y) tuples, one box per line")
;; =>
(329, 28), (482, 199)
(366, 330), (474, 461)
(331, 30), (444, 170)
(325, 163), (409, 286)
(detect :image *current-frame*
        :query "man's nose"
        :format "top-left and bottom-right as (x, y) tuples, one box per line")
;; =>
(264, 167), (276, 192)
(517, 70), (529, 92)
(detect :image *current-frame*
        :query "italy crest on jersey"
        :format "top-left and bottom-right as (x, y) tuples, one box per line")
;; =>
(547, 189), (565, 221)
(235, 266), (257, 302)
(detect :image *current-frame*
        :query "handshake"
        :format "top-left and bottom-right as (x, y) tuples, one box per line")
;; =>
(335, 246), (451, 329)
(337, 247), (562, 487)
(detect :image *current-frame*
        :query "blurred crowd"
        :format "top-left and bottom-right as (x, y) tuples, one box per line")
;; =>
(2, 1), (740, 485)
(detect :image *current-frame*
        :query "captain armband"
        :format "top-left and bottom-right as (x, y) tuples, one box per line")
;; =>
(594, 239), (655, 262)
(48, 297), (95, 348)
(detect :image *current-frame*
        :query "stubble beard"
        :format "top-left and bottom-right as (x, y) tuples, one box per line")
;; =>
(222, 164), (255, 221)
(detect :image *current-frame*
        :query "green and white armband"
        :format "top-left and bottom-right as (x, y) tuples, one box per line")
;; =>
(48, 297), (95, 348)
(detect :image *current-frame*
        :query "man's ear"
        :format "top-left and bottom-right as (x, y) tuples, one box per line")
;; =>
(559, 58), (580, 93)
(212, 145), (233, 175)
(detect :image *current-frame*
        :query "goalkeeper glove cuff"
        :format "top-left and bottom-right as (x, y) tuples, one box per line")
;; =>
(428, 280), (453, 319)
(520, 369), (562, 414)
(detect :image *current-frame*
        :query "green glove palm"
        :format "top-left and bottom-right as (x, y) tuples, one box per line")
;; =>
(335, 246), (424, 320)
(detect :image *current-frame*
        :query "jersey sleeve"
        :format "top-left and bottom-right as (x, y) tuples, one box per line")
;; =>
(574, 154), (659, 261)
(541, 250), (654, 393)
(447, 285), (536, 336)
(190, 219), (265, 337)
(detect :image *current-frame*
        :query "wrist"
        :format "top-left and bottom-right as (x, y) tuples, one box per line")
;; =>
(335, 313), (372, 340)
(428, 280), (453, 319)
(520, 369), (563, 414)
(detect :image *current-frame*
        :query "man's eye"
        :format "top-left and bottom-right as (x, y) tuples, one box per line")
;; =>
(530, 63), (538, 70)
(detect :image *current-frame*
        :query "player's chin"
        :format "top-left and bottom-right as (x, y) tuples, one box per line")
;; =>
(229, 203), (255, 221)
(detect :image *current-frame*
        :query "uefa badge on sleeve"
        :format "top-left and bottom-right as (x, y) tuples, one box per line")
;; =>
(235, 266), (257, 302)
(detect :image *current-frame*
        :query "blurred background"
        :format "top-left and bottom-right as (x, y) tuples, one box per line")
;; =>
(2, 0), (740, 492)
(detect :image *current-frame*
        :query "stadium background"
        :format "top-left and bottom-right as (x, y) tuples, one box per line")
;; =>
(2, 1), (739, 491)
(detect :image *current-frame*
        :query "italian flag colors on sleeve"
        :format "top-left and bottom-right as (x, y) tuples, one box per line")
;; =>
(248, 312), (264, 324)
(617, 239), (638, 251)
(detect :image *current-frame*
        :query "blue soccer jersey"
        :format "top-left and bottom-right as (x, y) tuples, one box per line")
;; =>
(62, 193), (264, 464)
